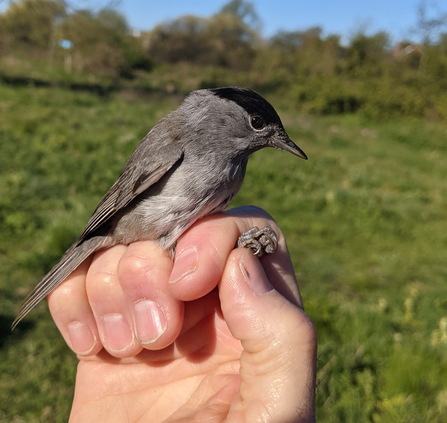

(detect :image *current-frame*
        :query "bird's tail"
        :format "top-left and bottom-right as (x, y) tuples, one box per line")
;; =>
(12, 236), (113, 330)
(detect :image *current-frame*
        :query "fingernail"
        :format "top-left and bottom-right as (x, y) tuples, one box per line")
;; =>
(101, 314), (133, 352)
(67, 321), (96, 355)
(169, 246), (198, 283)
(133, 300), (167, 344)
(239, 249), (274, 296)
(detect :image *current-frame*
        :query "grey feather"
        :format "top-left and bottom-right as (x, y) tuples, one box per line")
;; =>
(13, 87), (307, 329)
(77, 113), (184, 244)
(12, 236), (114, 329)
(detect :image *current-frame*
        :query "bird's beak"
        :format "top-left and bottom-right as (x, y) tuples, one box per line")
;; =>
(273, 136), (308, 160)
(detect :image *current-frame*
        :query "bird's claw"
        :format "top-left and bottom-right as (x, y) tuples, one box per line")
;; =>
(237, 226), (278, 257)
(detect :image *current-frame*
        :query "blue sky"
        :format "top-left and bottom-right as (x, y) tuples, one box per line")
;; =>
(1, 0), (441, 44)
(113, 0), (429, 44)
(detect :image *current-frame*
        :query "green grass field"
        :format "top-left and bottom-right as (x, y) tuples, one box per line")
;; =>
(1, 82), (447, 422)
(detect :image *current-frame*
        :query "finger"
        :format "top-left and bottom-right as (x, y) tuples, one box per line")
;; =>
(48, 256), (103, 357)
(169, 205), (302, 308)
(117, 241), (184, 350)
(220, 248), (317, 423)
(85, 245), (142, 357)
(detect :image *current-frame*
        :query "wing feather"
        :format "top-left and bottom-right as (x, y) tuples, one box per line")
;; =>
(77, 114), (184, 242)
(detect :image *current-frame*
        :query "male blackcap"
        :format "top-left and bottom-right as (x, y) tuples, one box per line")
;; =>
(13, 87), (307, 328)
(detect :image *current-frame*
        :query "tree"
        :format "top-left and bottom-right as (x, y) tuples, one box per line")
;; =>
(218, 0), (261, 32)
(145, 15), (210, 65)
(415, 1), (447, 45)
(96, 8), (128, 32)
(1, 0), (65, 50)
(60, 8), (148, 77)
(205, 12), (257, 69)
(346, 31), (390, 75)
(145, 1), (261, 71)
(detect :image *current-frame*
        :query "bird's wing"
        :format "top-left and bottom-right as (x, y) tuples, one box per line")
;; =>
(77, 118), (184, 243)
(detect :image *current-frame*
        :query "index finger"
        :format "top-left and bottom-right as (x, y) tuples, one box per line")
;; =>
(168, 205), (303, 308)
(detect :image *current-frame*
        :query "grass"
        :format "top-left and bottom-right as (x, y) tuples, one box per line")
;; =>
(0, 81), (447, 422)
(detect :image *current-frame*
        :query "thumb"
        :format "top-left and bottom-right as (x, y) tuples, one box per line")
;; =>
(219, 248), (317, 423)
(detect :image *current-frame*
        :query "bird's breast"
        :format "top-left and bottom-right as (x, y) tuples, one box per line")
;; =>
(111, 155), (247, 251)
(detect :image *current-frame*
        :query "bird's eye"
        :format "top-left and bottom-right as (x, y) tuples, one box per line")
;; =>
(250, 115), (265, 130)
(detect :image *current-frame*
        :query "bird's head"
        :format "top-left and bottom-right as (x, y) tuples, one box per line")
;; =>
(179, 87), (307, 160)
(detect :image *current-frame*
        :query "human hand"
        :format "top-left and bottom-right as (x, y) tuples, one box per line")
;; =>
(48, 206), (317, 423)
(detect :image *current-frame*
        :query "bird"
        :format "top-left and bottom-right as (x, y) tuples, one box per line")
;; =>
(12, 86), (307, 329)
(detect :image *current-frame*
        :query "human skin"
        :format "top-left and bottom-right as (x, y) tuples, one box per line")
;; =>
(47, 206), (317, 423)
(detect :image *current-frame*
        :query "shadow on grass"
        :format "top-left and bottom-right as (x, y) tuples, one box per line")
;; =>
(0, 74), (177, 98)
(0, 73), (115, 95)
(0, 314), (34, 348)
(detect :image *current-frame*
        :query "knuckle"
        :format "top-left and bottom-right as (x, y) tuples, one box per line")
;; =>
(292, 309), (318, 345)
(117, 253), (156, 284)
(88, 270), (116, 288)
(49, 283), (75, 304)
(47, 283), (77, 314)
(247, 205), (274, 220)
(225, 205), (280, 231)
(228, 205), (274, 221)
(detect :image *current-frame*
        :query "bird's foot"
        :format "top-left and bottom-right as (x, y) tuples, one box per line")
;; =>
(237, 226), (278, 257)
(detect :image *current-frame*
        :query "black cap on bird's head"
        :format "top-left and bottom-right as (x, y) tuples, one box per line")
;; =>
(210, 87), (308, 160)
